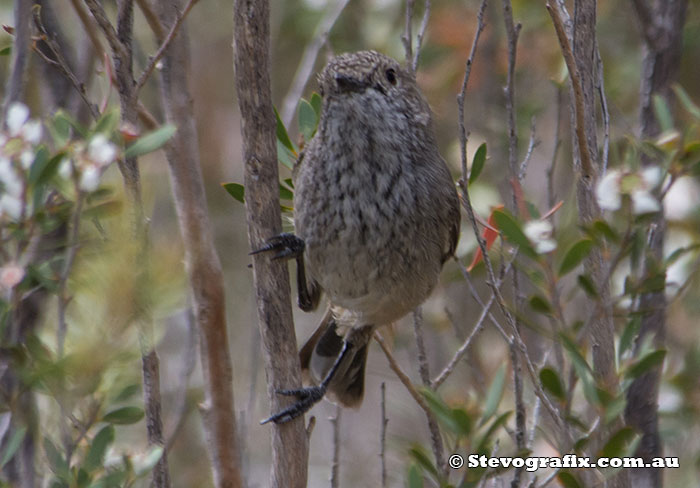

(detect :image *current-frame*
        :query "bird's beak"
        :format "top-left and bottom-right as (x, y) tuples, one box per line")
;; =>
(334, 73), (366, 93)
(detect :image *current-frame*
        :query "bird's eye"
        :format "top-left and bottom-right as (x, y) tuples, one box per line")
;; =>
(385, 69), (397, 85)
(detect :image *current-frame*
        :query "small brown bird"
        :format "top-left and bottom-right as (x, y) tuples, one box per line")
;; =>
(256, 51), (460, 424)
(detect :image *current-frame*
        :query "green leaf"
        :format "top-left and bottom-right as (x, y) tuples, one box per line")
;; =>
(476, 411), (511, 453)
(618, 316), (641, 360)
(279, 183), (294, 201)
(469, 143), (487, 185)
(408, 446), (438, 479)
(44, 436), (69, 479)
(52, 110), (86, 141)
(0, 426), (26, 469)
(26, 147), (51, 186)
(298, 99), (317, 142)
(0, 46), (11, 56)
(407, 463), (424, 488)
(113, 383), (141, 403)
(310, 92), (322, 119)
(540, 367), (566, 401)
(93, 109), (120, 136)
(491, 210), (537, 258)
(557, 471), (583, 488)
(134, 446), (164, 477)
(626, 350), (666, 379)
(277, 140), (295, 169)
(124, 124), (177, 158)
(481, 363), (506, 425)
(222, 182), (245, 203)
(600, 427), (638, 458)
(672, 84), (700, 120)
(275, 107), (295, 153)
(639, 271), (665, 293)
(84, 425), (115, 472)
(529, 294), (553, 314)
(421, 389), (469, 436)
(652, 94), (674, 132)
(590, 220), (619, 243)
(102, 406), (144, 425)
(559, 239), (593, 276)
(576, 274), (598, 298)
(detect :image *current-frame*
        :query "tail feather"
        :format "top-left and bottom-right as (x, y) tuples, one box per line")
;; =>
(299, 308), (370, 408)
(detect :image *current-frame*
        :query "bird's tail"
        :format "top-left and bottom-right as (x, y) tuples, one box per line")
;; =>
(299, 308), (370, 408)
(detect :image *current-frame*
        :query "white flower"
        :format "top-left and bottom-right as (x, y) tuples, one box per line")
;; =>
(21, 120), (42, 145)
(596, 167), (662, 215)
(88, 134), (117, 166)
(0, 263), (25, 289)
(20, 150), (34, 169)
(524, 219), (557, 254)
(596, 170), (622, 211)
(0, 158), (23, 197)
(6, 103), (29, 137)
(79, 165), (101, 192)
(0, 194), (22, 220)
(58, 158), (73, 180)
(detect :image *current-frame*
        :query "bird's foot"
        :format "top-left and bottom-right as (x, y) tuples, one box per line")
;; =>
(250, 233), (305, 261)
(260, 385), (327, 424)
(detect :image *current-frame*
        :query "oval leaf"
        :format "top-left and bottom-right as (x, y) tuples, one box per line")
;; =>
(491, 210), (537, 258)
(274, 107), (295, 153)
(222, 182), (245, 203)
(298, 99), (317, 142)
(559, 239), (593, 276)
(102, 406), (144, 425)
(481, 363), (506, 425)
(84, 425), (115, 472)
(469, 143), (487, 185)
(539, 367), (565, 401)
(626, 350), (666, 379)
(124, 124), (177, 159)
(0, 426), (26, 469)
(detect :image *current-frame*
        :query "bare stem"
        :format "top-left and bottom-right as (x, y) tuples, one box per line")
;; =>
(380, 382), (388, 487)
(280, 0), (350, 127)
(330, 405), (341, 488)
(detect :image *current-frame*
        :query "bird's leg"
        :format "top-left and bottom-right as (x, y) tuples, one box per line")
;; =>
(260, 341), (351, 424)
(250, 232), (319, 311)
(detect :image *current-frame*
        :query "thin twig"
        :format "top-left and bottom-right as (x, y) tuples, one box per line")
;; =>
(457, 0), (489, 176)
(546, 1), (595, 180)
(412, 307), (445, 476)
(411, 0), (431, 72)
(431, 254), (517, 389)
(518, 117), (538, 181)
(32, 9), (99, 120)
(402, 0), (415, 72)
(546, 86), (563, 211)
(596, 46), (611, 174)
(330, 405), (341, 488)
(134, 0), (199, 93)
(69, 0), (105, 60)
(380, 382), (388, 488)
(374, 332), (431, 415)
(280, 0), (351, 127)
(82, 0), (128, 60)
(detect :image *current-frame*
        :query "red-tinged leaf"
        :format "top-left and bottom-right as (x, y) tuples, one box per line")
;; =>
(467, 205), (504, 271)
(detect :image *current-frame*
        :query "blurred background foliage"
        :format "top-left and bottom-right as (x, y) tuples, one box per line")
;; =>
(1, 0), (700, 486)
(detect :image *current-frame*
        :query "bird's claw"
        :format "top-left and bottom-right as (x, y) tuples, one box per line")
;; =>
(250, 233), (305, 261)
(260, 385), (326, 425)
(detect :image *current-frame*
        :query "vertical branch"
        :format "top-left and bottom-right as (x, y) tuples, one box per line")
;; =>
(501, 2), (526, 485)
(233, 1), (309, 487)
(330, 406), (341, 488)
(627, 2), (688, 488)
(548, 2), (629, 487)
(2, 0), (32, 118)
(380, 382), (388, 488)
(412, 308), (446, 476)
(82, 1), (171, 486)
(153, 0), (242, 487)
